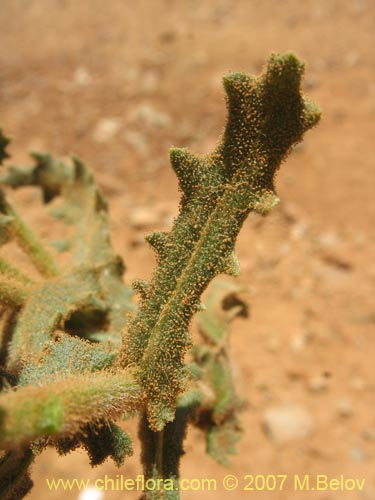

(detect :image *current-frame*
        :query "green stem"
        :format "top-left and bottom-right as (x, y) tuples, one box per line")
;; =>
(0, 447), (34, 500)
(0, 257), (34, 285)
(156, 429), (164, 480)
(0, 368), (143, 448)
(139, 395), (201, 500)
(0, 196), (60, 278)
(0, 278), (29, 307)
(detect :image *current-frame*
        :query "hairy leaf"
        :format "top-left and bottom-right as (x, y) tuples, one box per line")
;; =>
(19, 333), (116, 386)
(7, 268), (103, 370)
(121, 52), (320, 430)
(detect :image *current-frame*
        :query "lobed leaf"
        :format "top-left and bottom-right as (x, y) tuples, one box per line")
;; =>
(120, 52), (320, 430)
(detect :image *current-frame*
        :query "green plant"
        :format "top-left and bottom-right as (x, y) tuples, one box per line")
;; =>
(0, 52), (320, 499)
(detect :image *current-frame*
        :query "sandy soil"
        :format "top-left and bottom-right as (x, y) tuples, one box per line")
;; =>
(0, 1), (374, 499)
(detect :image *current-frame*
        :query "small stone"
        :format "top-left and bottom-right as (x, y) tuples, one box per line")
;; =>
(129, 103), (171, 128)
(307, 375), (330, 392)
(265, 335), (281, 353)
(254, 381), (270, 393)
(128, 233), (146, 248)
(73, 67), (93, 87)
(159, 30), (176, 43)
(349, 447), (366, 463)
(287, 370), (305, 382)
(124, 130), (149, 156)
(317, 231), (340, 248)
(141, 70), (160, 94)
(362, 428), (375, 442)
(262, 404), (314, 444)
(129, 207), (159, 230)
(290, 222), (309, 240)
(305, 74), (319, 90)
(350, 376), (366, 391)
(336, 399), (353, 417)
(93, 118), (121, 143)
(282, 202), (306, 224)
(290, 333), (308, 352)
(345, 50), (360, 67)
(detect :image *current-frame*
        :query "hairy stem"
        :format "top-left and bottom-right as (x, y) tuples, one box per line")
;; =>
(139, 394), (202, 500)
(0, 279), (29, 307)
(0, 448), (34, 500)
(0, 194), (60, 278)
(0, 369), (143, 447)
(0, 258), (34, 286)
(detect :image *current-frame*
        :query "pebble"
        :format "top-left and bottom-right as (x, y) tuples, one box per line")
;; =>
(336, 398), (353, 417)
(262, 404), (314, 444)
(307, 375), (330, 392)
(93, 118), (122, 143)
(128, 233), (146, 248)
(73, 67), (93, 87)
(265, 335), (281, 353)
(128, 103), (171, 128)
(290, 332), (310, 352)
(159, 30), (176, 43)
(350, 376), (367, 392)
(362, 428), (375, 442)
(141, 70), (160, 94)
(345, 50), (361, 67)
(129, 207), (160, 229)
(124, 130), (149, 156)
(290, 222), (309, 241)
(349, 447), (366, 463)
(305, 74), (319, 90)
(281, 202), (305, 224)
(317, 231), (340, 248)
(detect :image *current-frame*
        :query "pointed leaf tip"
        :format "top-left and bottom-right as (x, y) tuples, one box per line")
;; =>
(30, 151), (51, 162)
(132, 278), (150, 300)
(302, 98), (322, 130)
(145, 231), (170, 260)
(170, 146), (188, 164)
(263, 52), (306, 97)
(223, 72), (254, 100)
(170, 147), (203, 197)
(72, 155), (93, 184)
(267, 51), (305, 76)
(169, 147), (195, 176)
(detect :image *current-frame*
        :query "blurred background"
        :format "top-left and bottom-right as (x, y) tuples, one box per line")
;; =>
(0, 1), (374, 499)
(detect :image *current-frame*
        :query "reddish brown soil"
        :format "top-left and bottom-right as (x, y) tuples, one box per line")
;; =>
(0, 1), (374, 499)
